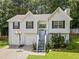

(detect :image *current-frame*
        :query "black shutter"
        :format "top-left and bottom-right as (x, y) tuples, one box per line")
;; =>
(32, 21), (33, 28)
(13, 22), (15, 29)
(18, 22), (20, 29)
(26, 22), (27, 28)
(63, 21), (65, 28)
(52, 21), (54, 28)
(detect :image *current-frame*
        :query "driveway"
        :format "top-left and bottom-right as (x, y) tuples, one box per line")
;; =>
(0, 49), (29, 59)
(0, 46), (45, 59)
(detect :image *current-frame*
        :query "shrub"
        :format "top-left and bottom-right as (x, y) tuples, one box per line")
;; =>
(33, 43), (36, 50)
(49, 35), (65, 49)
(66, 38), (76, 50)
(46, 42), (50, 53)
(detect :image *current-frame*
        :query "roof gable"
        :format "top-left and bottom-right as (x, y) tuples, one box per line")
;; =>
(7, 7), (72, 22)
(49, 7), (72, 21)
(25, 11), (33, 17)
(7, 15), (25, 22)
(23, 11), (36, 21)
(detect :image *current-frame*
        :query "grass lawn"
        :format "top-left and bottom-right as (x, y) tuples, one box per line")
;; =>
(27, 35), (79, 59)
(28, 51), (79, 59)
(0, 40), (8, 48)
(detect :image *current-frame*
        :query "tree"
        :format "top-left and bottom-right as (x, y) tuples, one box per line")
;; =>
(69, 0), (79, 28)
(0, 0), (79, 35)
(0, 0), (15, 35)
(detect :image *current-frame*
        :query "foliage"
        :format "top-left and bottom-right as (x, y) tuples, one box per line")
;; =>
(27, 35), (79, 59)
(46, 42), (50, 53)
(49, 35), (65, 49)
(33, 43), (36, 50)
(69, 0), (79, 28)
(0, 0), (79, 34)
(66, 35), (79, 50)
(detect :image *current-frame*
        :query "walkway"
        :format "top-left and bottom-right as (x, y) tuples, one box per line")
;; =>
(0, 49), (29, 59)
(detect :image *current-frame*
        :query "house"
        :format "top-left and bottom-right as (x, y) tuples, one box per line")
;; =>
(7, 7), (72, 51)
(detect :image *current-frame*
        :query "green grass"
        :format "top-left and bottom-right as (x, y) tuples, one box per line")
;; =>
(27, 35), (79, 59)
(28, 51), (79, 59)
(0, 40), (8, 48)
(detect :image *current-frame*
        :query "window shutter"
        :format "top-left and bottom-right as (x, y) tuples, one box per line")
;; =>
(52, 21), (54, 28)
(63, 21), (65, 28)
(13, 22), (15, 29)
(32, 21), (33, 28)
(18, 22), (20, 29)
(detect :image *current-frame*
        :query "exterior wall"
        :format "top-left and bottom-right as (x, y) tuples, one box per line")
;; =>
(24, 33), (37, 45)
(8, 15), (38, 45)
(8, 22), (20, 45)
(8, 22), (37, 45)
(22, 20), (37, 33)
(22, 14), (38, 33)
(48, 11), (70, 33)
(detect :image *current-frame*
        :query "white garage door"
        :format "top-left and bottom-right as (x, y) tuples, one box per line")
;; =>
(24, 34), (37, 45)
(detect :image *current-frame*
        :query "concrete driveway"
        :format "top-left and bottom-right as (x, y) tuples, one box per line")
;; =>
(0, 49), (29, 59)
(0, 46), (45, 59)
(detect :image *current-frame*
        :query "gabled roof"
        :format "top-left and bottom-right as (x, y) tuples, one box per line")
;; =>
(7, 15), (25, 22)
(7, 7), (72, 22)
(22, 11), (35, 21)
(25, 11), (33, 16)
(49, 7), (72, 20)
(7, 13), (51, 22)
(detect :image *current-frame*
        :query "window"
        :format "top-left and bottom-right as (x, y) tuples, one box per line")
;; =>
(26, 21), (33, 29)
(13, 22), (20, 29)
(59, 21), (65, 28)
(52, 21), (65, 28)
(39, 24), (46, 28)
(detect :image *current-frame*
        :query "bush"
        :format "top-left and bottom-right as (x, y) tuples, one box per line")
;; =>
(46, 42), (50, 53)
(66, 42), (76, 50)
(66, 39), (76, 50)
(49, 35), (65, 49)
(33, 43), (36, 50)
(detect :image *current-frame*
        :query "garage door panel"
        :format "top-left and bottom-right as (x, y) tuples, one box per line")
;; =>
(24, 34), (37, 45)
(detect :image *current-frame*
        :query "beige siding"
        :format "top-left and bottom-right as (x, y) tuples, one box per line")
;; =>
(48, 11), (70, 33)
(24, 33), (37, 45)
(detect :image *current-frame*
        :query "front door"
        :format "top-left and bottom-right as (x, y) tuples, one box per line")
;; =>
(39, 30), (46, 40)
(38, 30), (46, 51)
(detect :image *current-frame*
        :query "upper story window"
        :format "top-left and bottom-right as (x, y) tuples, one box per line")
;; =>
(39, 24), (46, 28)
(52, 21), (65, 28)
(13, 22), (20, 29)
(26, 21), (33, 29)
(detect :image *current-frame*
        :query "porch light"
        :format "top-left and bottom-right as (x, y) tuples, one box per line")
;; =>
(15, 30), (21, 34)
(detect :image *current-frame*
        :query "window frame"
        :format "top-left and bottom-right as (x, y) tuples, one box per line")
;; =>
(26, 21), (34, 29)
(52, 21), (65, 28)
(13, 22), (20, 29)
(39, 24), (46, 28)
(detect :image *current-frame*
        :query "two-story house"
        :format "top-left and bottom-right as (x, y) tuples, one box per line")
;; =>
(7, 7), (72, 51)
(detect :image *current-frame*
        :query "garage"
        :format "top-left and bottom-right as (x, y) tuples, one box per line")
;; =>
(24, 33), (37, 45)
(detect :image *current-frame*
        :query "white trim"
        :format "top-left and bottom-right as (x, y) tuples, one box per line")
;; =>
(36, 34), (39, 51)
